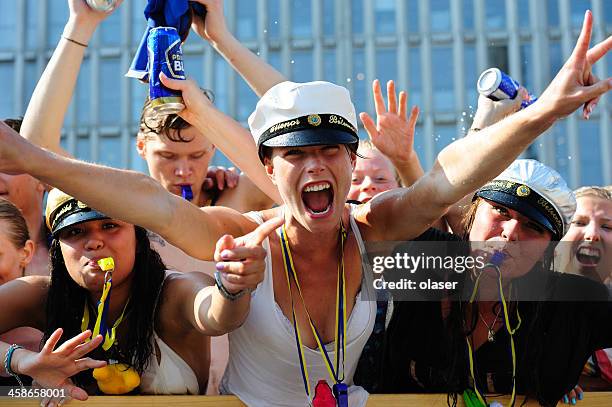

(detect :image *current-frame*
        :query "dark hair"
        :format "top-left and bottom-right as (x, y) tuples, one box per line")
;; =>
(3, 117), (23, 133)
(43, 225), (166, 392)
(138, 90), (214, 143)
(443, 197), (556, 406)
(0, 198), (30, 249)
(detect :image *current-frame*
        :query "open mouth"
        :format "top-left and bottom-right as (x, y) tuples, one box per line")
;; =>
(575, 246), (601, 266)
(302, 181), (334, 216)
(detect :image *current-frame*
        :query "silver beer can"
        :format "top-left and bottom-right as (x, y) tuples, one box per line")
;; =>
(85, 0), (117, 12)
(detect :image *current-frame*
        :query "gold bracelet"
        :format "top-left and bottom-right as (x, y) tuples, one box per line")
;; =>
(63, 36), (88, 48)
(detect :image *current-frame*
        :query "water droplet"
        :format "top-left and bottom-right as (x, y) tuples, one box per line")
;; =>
(346, 77), (352, 83)
(356, 73), (365, 81)
(256, 52), (260, 56)
(451, 137), (456, 141)
(462, 112), (467, 116)
(567, 155), (572, 160)
(263, 29), (267, 34)
(290, 60), (295, 64)
(274, 21), (278, 25)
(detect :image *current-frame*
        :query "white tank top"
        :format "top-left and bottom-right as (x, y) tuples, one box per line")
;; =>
(140, 271), (200, 395)
(220, 208), (376, 406)
(140, 333), (200, 394)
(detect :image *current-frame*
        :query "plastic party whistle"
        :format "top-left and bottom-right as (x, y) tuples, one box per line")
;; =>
(181, 185), (193, 201)
(97, 257), (115, 272)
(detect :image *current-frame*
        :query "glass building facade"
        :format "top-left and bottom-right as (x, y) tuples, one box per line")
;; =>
(0, 0), (610, 187)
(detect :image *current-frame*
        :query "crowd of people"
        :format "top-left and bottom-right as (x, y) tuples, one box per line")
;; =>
(0, 1), (611, 406)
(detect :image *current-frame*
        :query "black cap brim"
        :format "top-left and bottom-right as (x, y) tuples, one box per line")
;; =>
(476, 190), (557, 237)
(52, 211), (110, 236)
(261, 128), (358, 148)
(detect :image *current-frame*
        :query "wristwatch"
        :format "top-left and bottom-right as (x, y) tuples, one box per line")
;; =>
(214, 271), (249, 301)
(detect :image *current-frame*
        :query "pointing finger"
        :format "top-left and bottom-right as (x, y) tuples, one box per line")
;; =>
(248, 217), (284, 246)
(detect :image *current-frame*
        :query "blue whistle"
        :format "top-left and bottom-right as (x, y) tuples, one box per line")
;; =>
(490, 251), (506, 267)
(333, 383), (348, 407)
(181, 185), (193, 201)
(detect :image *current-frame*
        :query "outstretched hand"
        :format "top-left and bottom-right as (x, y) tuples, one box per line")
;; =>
(214, 217), (284, 293)
(537, 10), (612, 120)
(359, 80), (420, 165)
(17, 329), (106, 402)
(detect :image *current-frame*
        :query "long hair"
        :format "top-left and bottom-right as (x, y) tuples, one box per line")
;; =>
(42, 226), (166, 390)
(443, 198), (557, 406)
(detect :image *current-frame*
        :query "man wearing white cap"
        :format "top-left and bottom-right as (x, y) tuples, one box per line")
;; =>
(0, 11), (610, 407)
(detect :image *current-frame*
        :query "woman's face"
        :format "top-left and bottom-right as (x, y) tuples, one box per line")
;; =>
(561, 196), (611, 282)
(348, 148), (399, 203)
(58, 219), (137, 294)
(469, 199), (553, 280)
(0, 220), (32, 285)
(267, 144), (354, 232)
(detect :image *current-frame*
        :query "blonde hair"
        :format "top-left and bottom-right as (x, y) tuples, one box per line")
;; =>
(356, 140), (401, 186)
(574, 186), (612, 201)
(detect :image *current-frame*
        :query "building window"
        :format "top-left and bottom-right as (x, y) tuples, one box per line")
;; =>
(430, 0), (451, 32)
(99, 136), (122, 168)
(291, 50), (313, 83)
(485, 0), (507, 30)
(292, 0), (312, 38)
(0, 62), (15, 118)
(237, 1), (258, 41)
(432, 47), (454, 111)
(375, 0), (396, 35)
(99, 58), (122, 126)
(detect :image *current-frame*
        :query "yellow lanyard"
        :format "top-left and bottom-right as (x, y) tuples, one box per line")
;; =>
(465, 259), (522, 407)
(279, 223), (347, 400)
(80, 271), (130, 351)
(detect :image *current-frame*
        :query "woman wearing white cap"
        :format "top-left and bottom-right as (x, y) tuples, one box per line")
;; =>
(378, 159), (612, 406)
(0, 10), (611, 407)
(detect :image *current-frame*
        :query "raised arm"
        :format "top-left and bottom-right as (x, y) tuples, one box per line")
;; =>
(161, 74), (281, 204)
(0, 124), (252, 260)
(443, 88), (528, 234)
(20, 0), (116, 153)
(361, 11), (612, 241)
(191, 0), (286, 97)
(360, 79), (423, 187)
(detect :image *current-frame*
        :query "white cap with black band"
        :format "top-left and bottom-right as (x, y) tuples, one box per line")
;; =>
(248, 81), (360, 162)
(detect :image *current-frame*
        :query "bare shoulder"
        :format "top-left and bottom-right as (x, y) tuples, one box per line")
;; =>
(0, 276), (50, 330)
(0, 275), (50, 299)
(216, 173), (274, 213)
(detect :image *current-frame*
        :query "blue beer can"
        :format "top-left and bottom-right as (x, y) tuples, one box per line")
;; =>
(147, 27), (186, 115)
(477, 68), (537, 109)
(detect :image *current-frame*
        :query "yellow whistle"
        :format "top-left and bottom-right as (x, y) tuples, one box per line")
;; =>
(93, 363), (140, 395)
(97, 257), (115, 272)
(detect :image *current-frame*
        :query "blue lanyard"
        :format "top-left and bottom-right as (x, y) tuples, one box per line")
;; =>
(279, 223), (347, 404)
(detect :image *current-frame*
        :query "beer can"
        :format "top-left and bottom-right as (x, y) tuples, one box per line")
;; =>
(85, 0), (117, 12)
(147, 27), (186, 115)
(477, 68), (537, 109)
